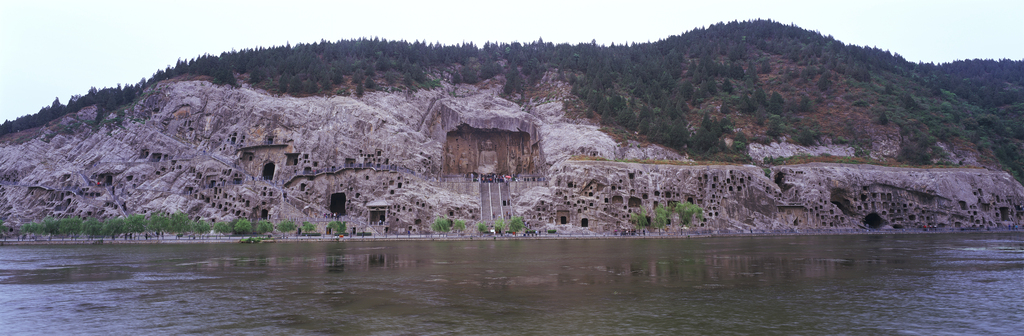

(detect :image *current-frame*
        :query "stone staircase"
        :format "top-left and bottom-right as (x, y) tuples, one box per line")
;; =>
(479, 182), (512, 221)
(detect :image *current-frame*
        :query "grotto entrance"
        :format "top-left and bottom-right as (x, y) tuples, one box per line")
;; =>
(262, 162), (275, 180)
(329, 193), (347, 215)
(830, 188), (855, 216)
(774, 171), (791, 192)
(367, 200), (389, 226)
(864, 213), (883, 229)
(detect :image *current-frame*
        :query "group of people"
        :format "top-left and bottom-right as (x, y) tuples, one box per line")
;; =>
(476, 173), (513, 183)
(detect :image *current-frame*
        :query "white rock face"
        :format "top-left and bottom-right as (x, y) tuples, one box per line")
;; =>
(747, 142), (855, 162)
(935, 142), (982, 167)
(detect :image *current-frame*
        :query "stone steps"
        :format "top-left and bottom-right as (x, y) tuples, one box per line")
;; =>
(478, 182), (512, 221)
(479, 183), (493, 220)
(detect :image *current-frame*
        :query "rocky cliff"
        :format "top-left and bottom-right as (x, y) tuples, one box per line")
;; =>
(1, 79), (1021, 233)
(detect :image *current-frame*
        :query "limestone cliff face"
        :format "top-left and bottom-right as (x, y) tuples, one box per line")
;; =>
(0, 80), (1021, 233)
(513, 161), (1023, 232)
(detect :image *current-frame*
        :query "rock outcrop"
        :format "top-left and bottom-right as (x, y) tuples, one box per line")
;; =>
(1, 79), (1021, 233)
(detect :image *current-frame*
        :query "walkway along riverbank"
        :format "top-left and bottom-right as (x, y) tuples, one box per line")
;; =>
(2, 228), (1020, 245)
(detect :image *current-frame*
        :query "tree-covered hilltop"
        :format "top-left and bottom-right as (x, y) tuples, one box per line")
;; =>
(5, 19), (1024, 180)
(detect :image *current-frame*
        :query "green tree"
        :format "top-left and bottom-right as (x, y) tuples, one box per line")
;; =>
(721, 78), (734, 94)
(124, 214), (146, 235)
(193, 220), (211, 238)
(431, 216), (451, 236)
(277, 220), (297, 234)
(630, 208), (649, 234)
(766, 115), (785, 137)
(674, 202), (705, 229)
(502, 65), (522, 95)
(0, 220), (8, 240)
(817, 72), (832, 91)
(102, 217), (125, 239)
(150, 212), (170, 234)
(41, 217), (59, 237)
(363, 76), (376, 90)
(301, 221), (316, 234)
(213, 221), (232, 235)
(476, 222), (488, 235)
(652, 205), (670, 235)
(21, 222), (41, 235)
(170, 211), (192, 237)
(508, 216), (525, 235)
(452, 219), (466, 233)
(460, 65), (478, 84)
(256, 220), (274, 235)
(768, 92), (785, 115)
(234, 219), (253, 235)
(83, 218), (103, 237)
(494, 218), (506, 235)
(59, 217), (83, 239)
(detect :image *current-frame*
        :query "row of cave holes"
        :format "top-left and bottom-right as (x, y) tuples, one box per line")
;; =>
(566, 182), (743, 209)
(556, 215), (711, 229)
(299, 179), (405, 197)
(551, 195), (724, 222)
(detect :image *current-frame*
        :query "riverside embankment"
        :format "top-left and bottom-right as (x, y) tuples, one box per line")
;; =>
(3, 227), (1018, 245)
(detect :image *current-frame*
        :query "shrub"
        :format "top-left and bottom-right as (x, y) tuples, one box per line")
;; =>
(547, 229), (557, 234)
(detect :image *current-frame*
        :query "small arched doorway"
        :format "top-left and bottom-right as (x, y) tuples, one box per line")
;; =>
(864, 213), (883, 229)
(260, 209), (269, 220)
(560, 216), (567, 224)
(581, 218), (589, 227)
(262, 162), (275, 180)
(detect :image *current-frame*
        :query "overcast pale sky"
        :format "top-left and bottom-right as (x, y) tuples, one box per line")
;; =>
(1, 0), (1022, 122)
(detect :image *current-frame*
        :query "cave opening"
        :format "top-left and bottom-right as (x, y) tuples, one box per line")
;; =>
(329, 193), (347, 215)
(774, 171), (791, 191)
(262, 162), (275, 180)
(864, 213), (883, 229)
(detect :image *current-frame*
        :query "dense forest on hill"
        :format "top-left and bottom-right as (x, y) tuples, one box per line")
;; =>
(4, 20), (1024, 180)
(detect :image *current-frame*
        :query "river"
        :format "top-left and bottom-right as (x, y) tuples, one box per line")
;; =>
(1, 233), (1021, 335)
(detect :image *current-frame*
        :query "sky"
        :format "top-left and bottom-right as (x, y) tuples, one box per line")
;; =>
(1, 0), (1022, 122)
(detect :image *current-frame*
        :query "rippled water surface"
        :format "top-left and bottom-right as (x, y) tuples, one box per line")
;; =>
(2, 233), (1022, 335)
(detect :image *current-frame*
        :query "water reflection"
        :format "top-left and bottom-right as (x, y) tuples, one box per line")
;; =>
(0, 234), (1021, 335)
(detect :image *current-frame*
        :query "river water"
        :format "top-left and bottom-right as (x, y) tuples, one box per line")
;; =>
(1, 233), (1021, 335)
